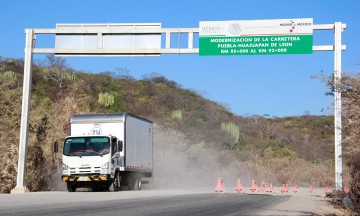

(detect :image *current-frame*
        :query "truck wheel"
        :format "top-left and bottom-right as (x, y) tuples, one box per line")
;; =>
(132, 177), (142, 191)
(136, 177), (142, 190)
(104, 183), (111, 191)
(113, 172), (121, 191)
(67, 182), (76, 192)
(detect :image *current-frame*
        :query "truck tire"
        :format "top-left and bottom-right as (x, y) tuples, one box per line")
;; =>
(131, 177), (142, 191)
(104, 183), (111, 191)
(113, 172), (121, 191)
(136, 177), (142, 190)
(67, 182), (76, 192)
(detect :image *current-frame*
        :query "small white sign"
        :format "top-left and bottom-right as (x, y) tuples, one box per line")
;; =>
(200, 18), (313, 36)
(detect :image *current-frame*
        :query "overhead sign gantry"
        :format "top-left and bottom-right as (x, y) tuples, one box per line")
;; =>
(12, 18), (346, 193)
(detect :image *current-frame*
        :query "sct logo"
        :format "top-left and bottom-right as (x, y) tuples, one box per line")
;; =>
(228, 23), (242, 35)
(91, 127), (102, 135)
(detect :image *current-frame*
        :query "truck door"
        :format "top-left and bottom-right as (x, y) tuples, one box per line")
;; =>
(111, 138), (123, 176)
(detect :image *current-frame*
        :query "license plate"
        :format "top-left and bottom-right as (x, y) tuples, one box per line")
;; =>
(79, 176), (88, 181)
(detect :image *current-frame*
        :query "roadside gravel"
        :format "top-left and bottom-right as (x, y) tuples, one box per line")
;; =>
(244, 187), (350, 215)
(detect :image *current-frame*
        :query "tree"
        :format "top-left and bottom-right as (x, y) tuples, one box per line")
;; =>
(41, 54), (75, 92)
(252, 115), (276, 140)
(322, 71), (360, 212)
(46, 54), (67, 68)
(112, 67), (134, 81)
(341, 74), (360, 154)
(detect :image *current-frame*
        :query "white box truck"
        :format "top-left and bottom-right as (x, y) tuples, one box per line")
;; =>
(55, 113), (153, 192)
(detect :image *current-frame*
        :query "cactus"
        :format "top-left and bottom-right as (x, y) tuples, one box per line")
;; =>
(284, 120), (293, 127)
(98, 92), (115, 107)
(221, 122), (240, 144)
(65, 72), (76, 82)
(171, 110), (182, 120)
(3, 71), (17, 80)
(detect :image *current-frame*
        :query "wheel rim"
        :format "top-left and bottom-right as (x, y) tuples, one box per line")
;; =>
(138, 178), (142, 190)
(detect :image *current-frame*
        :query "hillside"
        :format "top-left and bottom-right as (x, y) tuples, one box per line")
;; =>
(0, 55), (342, 193)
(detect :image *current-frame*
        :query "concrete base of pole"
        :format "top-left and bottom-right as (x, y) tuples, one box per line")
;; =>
(10, 186), (29, 194)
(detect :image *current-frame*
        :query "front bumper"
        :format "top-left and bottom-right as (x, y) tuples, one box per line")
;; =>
(62, 174), (110, 182)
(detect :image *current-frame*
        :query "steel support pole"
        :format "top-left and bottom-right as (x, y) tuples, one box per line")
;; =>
(334, 22), (343, 191)
(11, 29), (34, 193)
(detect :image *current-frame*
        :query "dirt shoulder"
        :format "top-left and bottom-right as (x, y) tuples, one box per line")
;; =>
(248, 187), (351, 215)
(319, 197), (353, 216)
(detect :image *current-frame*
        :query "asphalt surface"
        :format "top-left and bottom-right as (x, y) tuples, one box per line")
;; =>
(0, 188), (324, 216)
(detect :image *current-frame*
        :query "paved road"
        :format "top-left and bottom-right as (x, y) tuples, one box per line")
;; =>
(0, 188), (325, 216)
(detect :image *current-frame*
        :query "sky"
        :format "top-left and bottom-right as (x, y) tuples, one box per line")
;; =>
(0, 0), (359, 117)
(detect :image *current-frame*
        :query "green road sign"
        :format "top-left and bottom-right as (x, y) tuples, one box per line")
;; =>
(199, 18), (313, 56)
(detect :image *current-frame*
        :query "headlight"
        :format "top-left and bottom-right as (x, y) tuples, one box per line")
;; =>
(62, 163), (69, 175)
(101, 162), (109, 169)
(62, 163), (69, 170)
(100, 162), (110, 174)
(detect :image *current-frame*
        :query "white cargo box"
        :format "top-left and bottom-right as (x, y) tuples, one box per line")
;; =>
(70, 113), (153, 173)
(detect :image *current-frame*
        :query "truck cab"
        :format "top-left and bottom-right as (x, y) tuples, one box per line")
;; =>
(61, 135), (122, 192)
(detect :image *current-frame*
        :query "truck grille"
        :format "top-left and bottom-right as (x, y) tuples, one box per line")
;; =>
(69, 167), (101, 174)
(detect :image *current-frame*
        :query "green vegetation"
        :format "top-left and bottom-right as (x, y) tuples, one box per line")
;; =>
(0, 54), (349, 194)
(3, 71), (17, 80)
(221, 122), (240, 144)
(171, 110), (182, 120)
(98, 92), (115, 107)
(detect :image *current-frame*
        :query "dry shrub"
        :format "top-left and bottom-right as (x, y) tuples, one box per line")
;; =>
(0, 79), (21, 193)
(349, 152), (360, 211)
(0, 144), (17, 193)
(340, 73), (360, 212)
(0, 95), (90, 193)
(26, 145), (48, 191)
(246, 155), (333, 187)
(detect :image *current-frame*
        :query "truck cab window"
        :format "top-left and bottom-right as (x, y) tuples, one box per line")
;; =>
(64, 137), (110, 156)
(111, 138), (117, 156)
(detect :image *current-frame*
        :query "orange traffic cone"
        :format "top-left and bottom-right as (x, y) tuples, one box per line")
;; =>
(250, 180), (257, 192)
(214, 177), (225, 193)
(309, 185), (314, 193)
(281, 184), (286, 193)
(267, 182), (273, 193)
(235, 179), (244, 193)
(293, 185), (299, 193)
(325, 185), (331, 195)
(343, 186), (350, 193)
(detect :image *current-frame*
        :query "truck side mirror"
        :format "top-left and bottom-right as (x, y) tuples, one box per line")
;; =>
(53, 141), (59, 153)
(117, 141), (123, 152)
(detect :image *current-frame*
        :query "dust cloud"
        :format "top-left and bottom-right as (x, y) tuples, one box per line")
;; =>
(152, 124), (251, 190)
(50, 166), (67, 191)
(50, 124), (252, 191)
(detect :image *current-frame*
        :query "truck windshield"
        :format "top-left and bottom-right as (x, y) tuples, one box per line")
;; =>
(63, 137), (110, 156)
